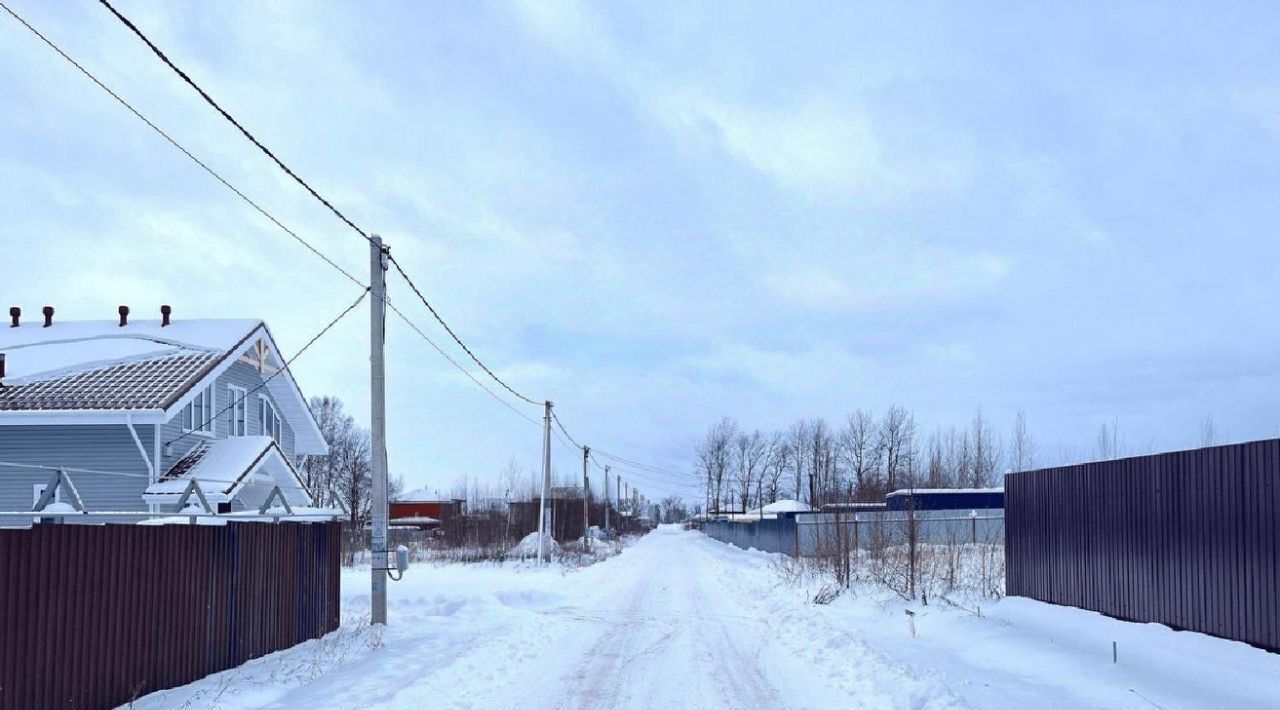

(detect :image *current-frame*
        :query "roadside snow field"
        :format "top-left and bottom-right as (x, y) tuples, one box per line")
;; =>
(130, 525), (1280, 709)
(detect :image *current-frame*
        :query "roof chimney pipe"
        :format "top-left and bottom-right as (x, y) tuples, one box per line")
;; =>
(0, 353), (6, 381)
(42, 306), (53, 328)
(8, 307), (18, 328)
(118, 305), (129, 327)
(160, 304), (171, 327)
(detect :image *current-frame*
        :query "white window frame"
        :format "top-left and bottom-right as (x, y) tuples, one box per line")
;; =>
(183, 384), (216, 436)
(227, 385), (248, 437)
(258, 394), (281, 443)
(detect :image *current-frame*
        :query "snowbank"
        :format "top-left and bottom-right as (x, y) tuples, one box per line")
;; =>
(761, 499), (812, 514)
(507, 531), (558, 559)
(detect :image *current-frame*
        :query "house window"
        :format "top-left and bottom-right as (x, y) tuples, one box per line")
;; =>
(227, 385), (248, 436)
(33, 483), (61, 509)
(184, 384), (215, 435)
(259, 395), (281, 442)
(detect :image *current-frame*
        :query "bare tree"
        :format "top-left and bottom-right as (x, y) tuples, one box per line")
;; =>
(760, 431), (786, 505)
(941, 425), (970, 489)
(878, 405), (916, 494)
(807, 419), (837, 507)
(970, 407), (1001, 488)
(333, 425), (372, 525)
(1009, 409), (1036, 472)
(658, 495), (688, 523)
(838, 410), (881, 500)
(925, 429), (947, 488)
(785, 419), (813, 501)
(1199, 415), (1219, 448)
(299, 395), (373, 522)
(696, 418), (737, 514)
(1095, 417), (1123, 460)
(732, 429), (768, 512)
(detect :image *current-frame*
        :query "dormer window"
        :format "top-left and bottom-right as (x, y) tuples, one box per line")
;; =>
(183, 384), (214, 435)
(259, 395), (281, 442)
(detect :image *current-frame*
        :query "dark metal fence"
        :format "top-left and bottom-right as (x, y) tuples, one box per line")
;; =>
(0, 521), (342, 710)
(1006, 439), (1280, 652)
(699, 517), (798, 555)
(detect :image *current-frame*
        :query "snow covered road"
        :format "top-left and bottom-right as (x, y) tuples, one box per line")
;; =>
(133, 525), (1280, 709)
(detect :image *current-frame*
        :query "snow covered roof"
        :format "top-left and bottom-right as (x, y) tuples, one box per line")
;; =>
(761, 499), (813, 514)
(0, 352), (220, 411)
(394, 488), (468, 505)
(143, 436), (311, 506)
(0, 317), (325, 454)
(389, 515), (442, 527)
(886, 487), (1004, 497)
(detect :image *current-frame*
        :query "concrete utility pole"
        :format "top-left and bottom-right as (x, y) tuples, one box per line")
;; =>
(369, 235), (389, 625)
(604, 464), (610, 534)
(582, 445), (591, 551)
(538, 400), (553, 563)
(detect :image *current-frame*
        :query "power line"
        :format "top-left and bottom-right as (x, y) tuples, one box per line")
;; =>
(591, 448), (690, 478)
(552, 411), (583, 450)
(95, 0), (544, 414)
(4, 0), (547, 438)
(7, 0), (693, 490)
(0, 0), (367, 290)
(97, 0), (374, 246)
(385, 300), (542, 429)
(388, 255), (541, 407)
(166, 287), (369, 448)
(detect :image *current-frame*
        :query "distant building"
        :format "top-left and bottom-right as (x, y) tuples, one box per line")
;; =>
(884, 488), (1003, 512)
(389, 491), (464, 530)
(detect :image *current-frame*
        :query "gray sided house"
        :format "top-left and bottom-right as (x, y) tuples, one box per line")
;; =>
(0, 308), (328, 525)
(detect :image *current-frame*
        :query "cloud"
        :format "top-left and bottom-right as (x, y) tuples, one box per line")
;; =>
(763, 249), (1011, 313)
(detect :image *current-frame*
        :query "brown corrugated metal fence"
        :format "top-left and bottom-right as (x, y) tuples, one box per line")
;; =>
(1006, 439), (1279, 651)
(0, 521), (341, 710)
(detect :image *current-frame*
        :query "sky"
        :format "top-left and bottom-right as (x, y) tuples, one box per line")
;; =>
(3, 1), (1280, 502)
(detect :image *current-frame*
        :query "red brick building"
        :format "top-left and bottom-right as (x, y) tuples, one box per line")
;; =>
(389, 496), (464, 530)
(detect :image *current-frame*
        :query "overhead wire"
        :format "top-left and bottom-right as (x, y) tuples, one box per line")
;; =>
(7, 1), (697, 492)
(166, 287), (370, 448)
(388, 256), (541, 407)
(95, 0), (543, 412)
(385, 299), (542, 429)
(97, 0), (375, 246)
(1, 1), (544, 427)
(0, 0), (367, 290)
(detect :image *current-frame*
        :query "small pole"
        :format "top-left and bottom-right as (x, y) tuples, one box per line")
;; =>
(369, 234), (390, 625)
(1112, 641), (1117, 664)
(538, 401), (553, 563)
(582, 445), (591, 551)
(604, 464), (610, 534)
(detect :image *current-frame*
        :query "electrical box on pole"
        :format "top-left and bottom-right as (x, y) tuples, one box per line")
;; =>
(369, 235), (389, 625)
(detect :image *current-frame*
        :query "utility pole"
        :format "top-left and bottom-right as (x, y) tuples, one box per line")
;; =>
(603, 464), (610, 534)
(369, 234), (389, 625)
(538, 400), (553, 563)
(582, 445), (590, 552)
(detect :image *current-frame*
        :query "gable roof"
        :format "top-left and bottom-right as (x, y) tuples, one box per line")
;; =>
(143, 436), (312, 505)
(0, 351), (219, 410)
(0, 317), (326, 454)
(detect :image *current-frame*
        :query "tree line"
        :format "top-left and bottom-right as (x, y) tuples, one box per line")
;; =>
(694, 407), (1036, 514)
(693, 406), (1231, 514)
